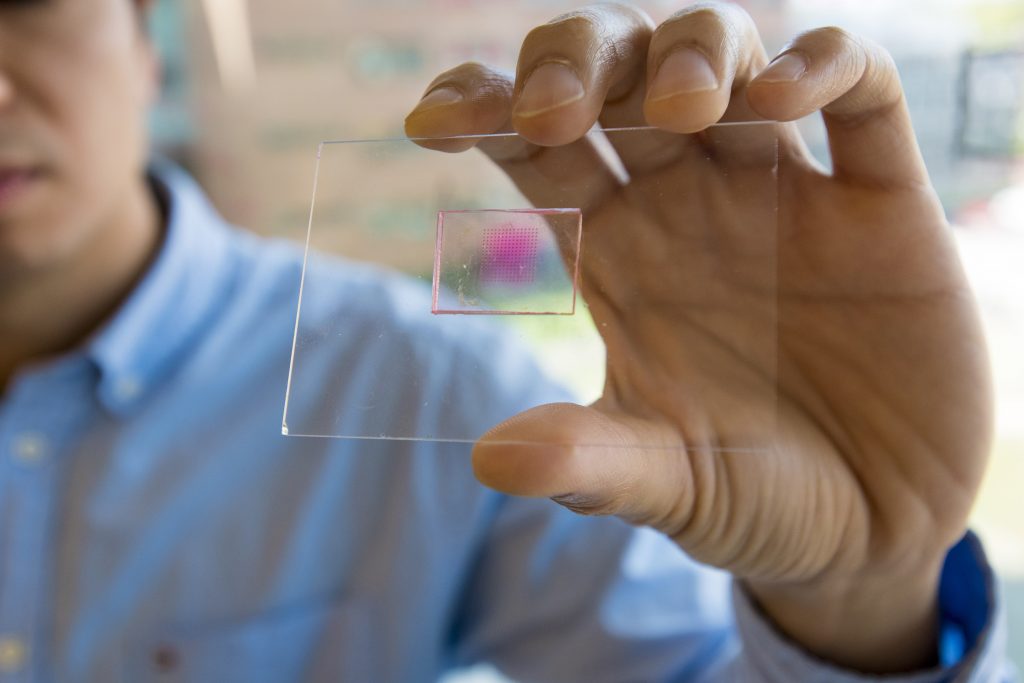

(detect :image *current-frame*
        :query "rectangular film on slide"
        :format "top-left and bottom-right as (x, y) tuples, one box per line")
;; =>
(282, 124), (780, 452)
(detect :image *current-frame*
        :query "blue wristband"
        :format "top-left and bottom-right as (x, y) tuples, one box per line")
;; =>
(937, 532), (991, 666)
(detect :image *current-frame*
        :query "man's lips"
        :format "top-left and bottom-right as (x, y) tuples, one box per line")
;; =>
(0, 167), (42, 207)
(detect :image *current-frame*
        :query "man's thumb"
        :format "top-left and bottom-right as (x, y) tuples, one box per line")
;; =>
(471, 402), (697, 528)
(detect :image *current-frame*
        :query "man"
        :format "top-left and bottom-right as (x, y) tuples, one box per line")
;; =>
(0, 0), (1013, 681)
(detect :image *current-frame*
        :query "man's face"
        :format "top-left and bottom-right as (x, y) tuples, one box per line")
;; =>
(0, 0), (155, 276)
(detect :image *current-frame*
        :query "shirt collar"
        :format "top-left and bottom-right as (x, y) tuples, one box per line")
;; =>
(86, 161), (235, 416)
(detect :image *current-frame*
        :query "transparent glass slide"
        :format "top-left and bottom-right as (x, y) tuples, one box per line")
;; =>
(283, 124), (779, 451)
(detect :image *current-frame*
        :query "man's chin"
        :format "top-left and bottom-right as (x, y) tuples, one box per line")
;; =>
(0, 222), (84, 284)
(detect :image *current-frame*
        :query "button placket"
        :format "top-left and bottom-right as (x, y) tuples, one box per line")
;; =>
(0, 366), (91, 680)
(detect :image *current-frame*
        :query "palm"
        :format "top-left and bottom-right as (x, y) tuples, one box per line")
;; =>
(575, 132), (991, 583)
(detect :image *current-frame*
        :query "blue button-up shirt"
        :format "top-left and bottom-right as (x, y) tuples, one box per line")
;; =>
(0, 164), (1013, 682)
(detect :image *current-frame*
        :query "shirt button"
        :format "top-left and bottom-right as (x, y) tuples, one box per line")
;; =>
(115, 376), (142, 402)
(12, 433), (49, 466)
(0, 636), (27, 672)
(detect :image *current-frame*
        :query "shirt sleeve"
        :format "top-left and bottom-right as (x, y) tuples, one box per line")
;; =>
(450, 498), (1017, 683)
(729, 532), (1016, 683)
(733, 532), (1011, 679)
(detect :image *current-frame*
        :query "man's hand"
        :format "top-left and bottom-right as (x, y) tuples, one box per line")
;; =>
(405, 2), (993, 673)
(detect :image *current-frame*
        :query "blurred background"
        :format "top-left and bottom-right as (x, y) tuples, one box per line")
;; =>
(148, 0), (1023, 676)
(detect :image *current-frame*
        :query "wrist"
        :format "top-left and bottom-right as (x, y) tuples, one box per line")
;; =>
(745, 558), (945, 674)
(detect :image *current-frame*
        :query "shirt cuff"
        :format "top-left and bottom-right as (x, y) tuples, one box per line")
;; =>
(730, 531), (1008, 683)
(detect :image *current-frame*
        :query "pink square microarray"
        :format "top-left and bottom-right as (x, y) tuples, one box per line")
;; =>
(480, 224), (540, 285)
(432, 208), (581, 315)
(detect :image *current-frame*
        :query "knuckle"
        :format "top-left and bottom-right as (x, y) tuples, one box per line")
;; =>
(597, 1), (657, 31)
(620, 1), (655, 19)
(866, 41), (899, 74)
(667, 1), (745, 31)
(527, 12), (597, 50)
(452, 60), (497, 80)
(796, 25), (859, 53)
(432, 60), (485, 85)
(655, 2), (757, 56)
(668, 4), (725, 31)
(431, 61), (508, 92)
(521, 6), (650, 74)
(458, 60), (501, 79)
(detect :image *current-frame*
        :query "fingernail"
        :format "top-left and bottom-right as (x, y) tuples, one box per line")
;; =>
(757, 52), (807, 83)
(647, 48), (719, 103)
(514, 61), (585, 118)
(413, 87), (464, 114)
